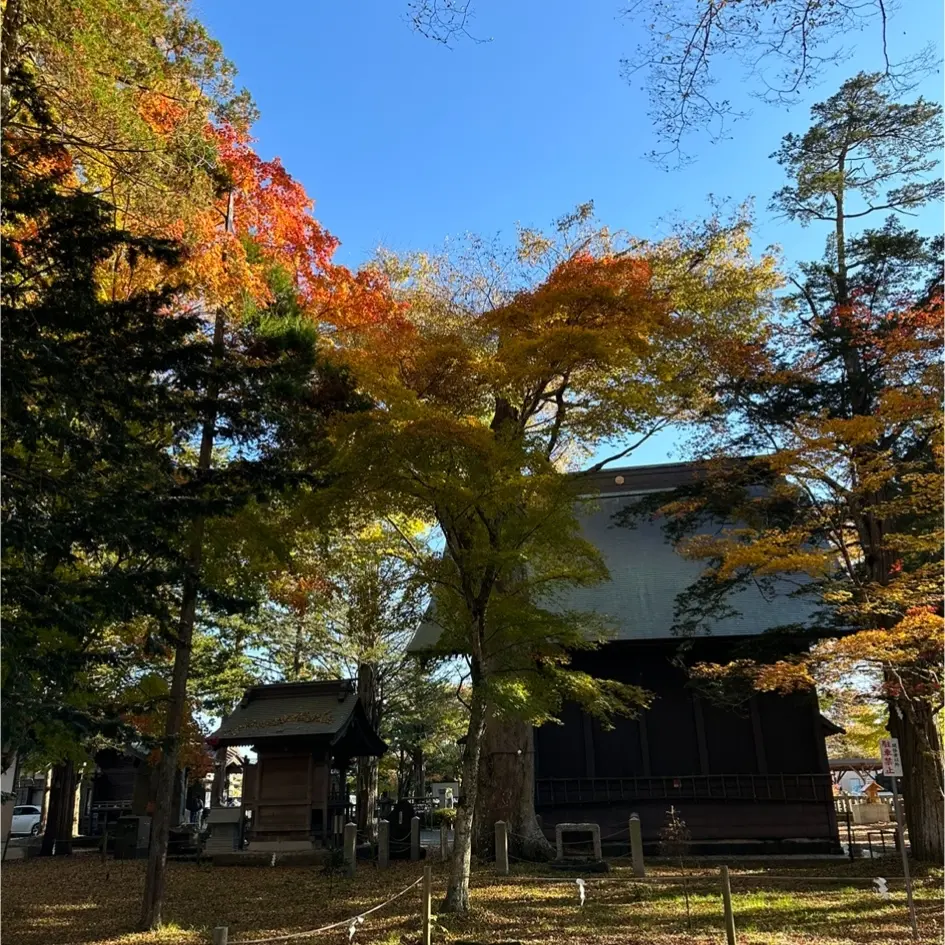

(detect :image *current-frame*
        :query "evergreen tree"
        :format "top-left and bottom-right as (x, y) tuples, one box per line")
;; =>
(627, 74), (943, 860)
(1, 69), (213, 768)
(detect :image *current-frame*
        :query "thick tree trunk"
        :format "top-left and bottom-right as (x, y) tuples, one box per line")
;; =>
(411, 748), (424, 799)
(356, 757), (378, 838)
(356, 662), (379, 836)
(39, 761), (75, 856)
(474, 711), (552, 861)
(888, 694), (944, 863)
(442, 679), (487, 914)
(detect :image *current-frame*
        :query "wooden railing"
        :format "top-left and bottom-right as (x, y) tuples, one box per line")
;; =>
(535, 773), (833, 806)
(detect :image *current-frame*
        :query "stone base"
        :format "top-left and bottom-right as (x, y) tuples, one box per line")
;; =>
(555, 822), (602, 862)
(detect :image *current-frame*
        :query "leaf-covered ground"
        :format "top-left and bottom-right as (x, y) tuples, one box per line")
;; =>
(1, 855), (941, 945)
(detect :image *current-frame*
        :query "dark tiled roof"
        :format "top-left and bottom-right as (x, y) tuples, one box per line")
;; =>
(210, 680), (359, 745)
(408, 460), (816, 652)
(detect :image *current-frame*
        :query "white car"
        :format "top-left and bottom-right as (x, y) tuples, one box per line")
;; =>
(10, 805), (42, 836)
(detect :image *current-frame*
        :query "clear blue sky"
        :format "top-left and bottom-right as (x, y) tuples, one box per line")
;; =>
(196, 0), (942, 465)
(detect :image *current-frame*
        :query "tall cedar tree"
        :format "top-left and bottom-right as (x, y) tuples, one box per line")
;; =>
(331, 204), (779, 911)
(2, 71), (367, 897)
(625, 74), (944, 860)
(1, 70), (213, 772)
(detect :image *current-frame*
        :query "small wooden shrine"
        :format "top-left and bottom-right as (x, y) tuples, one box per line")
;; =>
(209, 680), (387, 850)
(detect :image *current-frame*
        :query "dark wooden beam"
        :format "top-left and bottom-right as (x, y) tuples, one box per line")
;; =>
(811, 690), (839, 840)
(749, 696), (768, 774)
(583, 713), (595, 777)
(692, 694), (710, 774)
(638, 714), (651, 777)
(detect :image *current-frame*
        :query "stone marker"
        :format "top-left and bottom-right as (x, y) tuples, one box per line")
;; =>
(495, 820), (509, 875)
(410, 815), (421, 861)
(440, 821), (450, 861)
(555, 822), (602, 861)
(378, 819), (389, 869)
(629, 813), (645, 876)
(343, 822), (357, 877)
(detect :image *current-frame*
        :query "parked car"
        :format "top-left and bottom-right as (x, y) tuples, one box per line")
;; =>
(11, 805), (42, 836)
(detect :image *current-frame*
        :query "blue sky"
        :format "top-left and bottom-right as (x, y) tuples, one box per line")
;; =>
(196, 0), (942, 465)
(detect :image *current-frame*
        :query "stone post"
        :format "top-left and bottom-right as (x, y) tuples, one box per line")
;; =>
(343, 821), (357, 877)
(629, 812), (645, 877)
(377, 819), (389, 869)
(410, 815), (421, 861)
(440, 820), (449, 861)
(212, 928), (228, 945)
(495, 820), (509, 875)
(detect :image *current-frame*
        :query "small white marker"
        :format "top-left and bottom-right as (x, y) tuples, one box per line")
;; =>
(348, 915), (364, 941)
(874, 877), (889, 900)
(575, 878), (586, 906)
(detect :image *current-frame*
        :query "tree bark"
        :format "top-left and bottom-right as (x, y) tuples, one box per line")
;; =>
(888, 691), (944, 863)
(442, 676), (487, 914)
(411, 747), (425, 799)
(356, 661), (380, 837)
(39, 760), (75, 856)
(474, 711), (551, 861)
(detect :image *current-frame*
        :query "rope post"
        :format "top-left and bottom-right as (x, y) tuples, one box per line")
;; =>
(378, 819), (389, 870)
(410, 816), (421, 862)
(212, 927), (228, 945)
(720, 865), (737, 945)
(440, 820), (449, 862)
(495, 820), (509, 875)
(629, 812), (645, 877)
(421, 864), (432, 945)
(344, 822), (357, 877)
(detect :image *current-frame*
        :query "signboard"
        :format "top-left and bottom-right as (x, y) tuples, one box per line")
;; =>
(879, 737), (903, 777)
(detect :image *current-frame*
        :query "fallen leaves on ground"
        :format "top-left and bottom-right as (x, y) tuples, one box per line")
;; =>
(1, 855), (941, 945)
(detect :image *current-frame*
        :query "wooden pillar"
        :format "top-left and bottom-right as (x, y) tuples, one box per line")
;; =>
(377, 819), (389, 869)
(638, 714), (652, 777)
(410, 815), (421, 861)
(692, 694), (710, 774)
(582, 713), (595, 778)
(421, 864), (432, 945)
(495, 820), (509, 875)
(720, 865), (737, 944)
(629, 813), (645, 877)
(749, 697), (767, 774)
(811, 692), (840, 841)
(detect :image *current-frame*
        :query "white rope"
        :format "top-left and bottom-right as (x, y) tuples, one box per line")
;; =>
(232, 876), (424, 945)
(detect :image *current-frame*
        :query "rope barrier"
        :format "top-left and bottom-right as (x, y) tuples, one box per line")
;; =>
(231, 876), (424, 945)
(492, 873), (904, 885)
